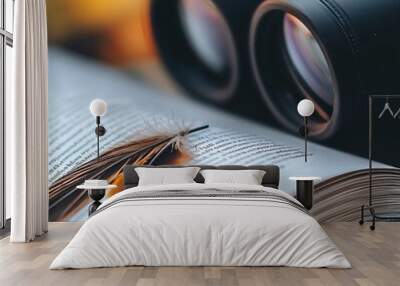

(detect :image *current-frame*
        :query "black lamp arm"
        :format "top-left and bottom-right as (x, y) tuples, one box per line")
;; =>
(304, 116), (308, 162)
(95, 116), (106, 159)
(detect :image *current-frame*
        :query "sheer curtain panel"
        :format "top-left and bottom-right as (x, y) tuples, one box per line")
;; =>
(7, 0), (48, 242)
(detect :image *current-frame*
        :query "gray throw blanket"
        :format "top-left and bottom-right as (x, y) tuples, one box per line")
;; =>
(91, 189), (307, 217)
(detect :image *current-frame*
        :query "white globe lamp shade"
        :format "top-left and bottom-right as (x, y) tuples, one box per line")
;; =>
(90, 99), (107, 117)
(297, 99), (315, 117)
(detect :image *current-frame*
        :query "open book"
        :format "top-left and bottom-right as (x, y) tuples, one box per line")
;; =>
(49, 48), (399, 222)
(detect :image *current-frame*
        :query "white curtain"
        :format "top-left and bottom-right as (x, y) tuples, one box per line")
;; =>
(7, 0), (48, 242)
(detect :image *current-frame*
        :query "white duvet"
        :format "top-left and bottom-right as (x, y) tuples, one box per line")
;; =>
(50, 183), (350, 269)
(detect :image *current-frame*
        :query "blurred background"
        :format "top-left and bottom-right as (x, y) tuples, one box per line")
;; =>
(46, 0), (400, 166)
(47, 0), (178, 91)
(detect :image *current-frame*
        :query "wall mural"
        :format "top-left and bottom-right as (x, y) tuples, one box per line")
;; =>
(46, 0), (400, 221)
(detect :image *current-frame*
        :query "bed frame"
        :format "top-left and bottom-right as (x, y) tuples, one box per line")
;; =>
(123, 165), (280, 189)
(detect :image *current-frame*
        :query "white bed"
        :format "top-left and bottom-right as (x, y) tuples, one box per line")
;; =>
(50, 183), (350, 269)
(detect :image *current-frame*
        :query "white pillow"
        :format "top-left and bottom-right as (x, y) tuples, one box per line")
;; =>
(135, 167), (200, 186)
(200, 169), (266, 185)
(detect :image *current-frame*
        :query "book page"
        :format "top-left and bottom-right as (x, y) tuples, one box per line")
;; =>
(49, 48), (388, 196)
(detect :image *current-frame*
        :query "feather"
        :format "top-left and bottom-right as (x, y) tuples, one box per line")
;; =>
(49, 125), (209, 221)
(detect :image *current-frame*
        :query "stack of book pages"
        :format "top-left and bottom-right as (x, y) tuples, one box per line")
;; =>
(313, 168), (400, 222)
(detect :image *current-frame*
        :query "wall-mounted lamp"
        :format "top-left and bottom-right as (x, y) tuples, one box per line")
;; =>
(297, 99), (315, 162)
(89, 99), (107, 159)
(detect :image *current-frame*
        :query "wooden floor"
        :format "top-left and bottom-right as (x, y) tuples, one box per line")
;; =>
(0, 222), (399, 286)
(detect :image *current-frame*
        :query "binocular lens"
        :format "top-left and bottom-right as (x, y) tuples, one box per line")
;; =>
(283, 14), (334, 107)
(250, 7), (341, 136)
(151, 0), (239, 102)
(179, 0), (231, 75)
